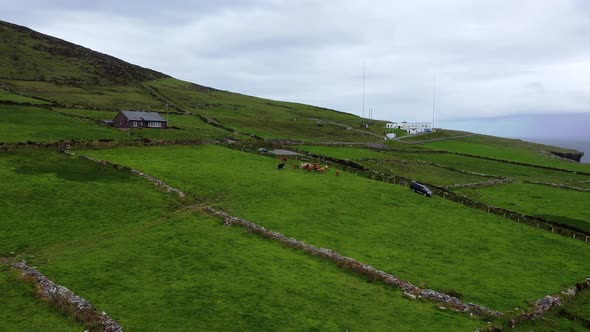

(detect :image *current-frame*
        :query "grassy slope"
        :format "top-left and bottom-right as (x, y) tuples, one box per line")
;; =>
(423, 135), (590, 172)
(0, 105), (130, 142)
(299, 145), (494, 186)
(515, 290), (590, 331)
(54, 108), (231, 140)
(0, 150), (181, 255)
(0, 89), (49, 104)
(0, 20), (387, 143)
(0, 268), (82, 331)
(37, 211), (481, 331)
(397, 129), (471, 142)
(457, 183), (590, 232)
(393, 152), (590, 183)
(0, 150), (480, 331)
(146, 78), (381, 141)
(83, 145), (590, 310)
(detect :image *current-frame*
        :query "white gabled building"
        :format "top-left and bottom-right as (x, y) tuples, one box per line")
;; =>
(385, 121), (432, 134)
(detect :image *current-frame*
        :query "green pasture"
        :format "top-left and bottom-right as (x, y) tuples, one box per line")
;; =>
(145, 78), (381, 141)
(299, 145), (495, 185)
(0, 268), (82, 331)
(423, 136), (590, 173)
(36, 211), (481, 331)
(0, 89), (49, 104)
(392, 152), (590, 184)
(0, 150), (480, 331)
(515, 290), (590, 331)
(0, 105), (129, 142)
(456, 183), (590, 232)
(83, 145), (590, 310)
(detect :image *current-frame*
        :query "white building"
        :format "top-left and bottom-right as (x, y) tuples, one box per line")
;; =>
(384, 133), (397, 140)
(385, 121), (432, 134)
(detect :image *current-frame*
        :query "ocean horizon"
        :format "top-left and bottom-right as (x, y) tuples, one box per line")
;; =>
(518, 137), (590, 164)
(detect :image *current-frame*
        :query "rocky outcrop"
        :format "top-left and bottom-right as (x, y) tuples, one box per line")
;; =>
(11, 262), (122, 332)
(550, 151), (584, 163)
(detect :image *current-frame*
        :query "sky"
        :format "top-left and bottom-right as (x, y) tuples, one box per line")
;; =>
(2, 0), (590, 139)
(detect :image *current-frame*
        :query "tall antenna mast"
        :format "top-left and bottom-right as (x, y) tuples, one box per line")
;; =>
(432, 75), (436, 131)
(362, 63), (366, 124)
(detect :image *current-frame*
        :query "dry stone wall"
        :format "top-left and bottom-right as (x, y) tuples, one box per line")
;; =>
(524, 180), (590, 193)
(203, 207), (502, 317)
(303, 151), (590, 242)
(79, 155), (186, 199)
(508, 277), (590, 328)
(11, 262), (122, 332)
(80, 151), (502, 317)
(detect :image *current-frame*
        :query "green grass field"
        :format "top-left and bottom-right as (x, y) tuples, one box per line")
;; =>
(144, 78), (383, 141)
(456, 183), (590, 232)
(299, 145), (496, 186)
(83, 145), (590, 310)
(0, 105), (129, 143)
(0, 150), (181, 255)
(37, 211), (482, 331)
(391, 152), (590, 183)
(0, 150), (481, 331)
(514, 290), (590, 331)
(423, 136), (590, 173)
(0, 268), (83, 331)
(0, 89), (50, 104)
(361, 158), (490, 186)
(397, 129), (470, 142)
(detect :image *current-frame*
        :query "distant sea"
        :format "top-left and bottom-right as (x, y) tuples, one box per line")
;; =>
(518, 138), (590, 164)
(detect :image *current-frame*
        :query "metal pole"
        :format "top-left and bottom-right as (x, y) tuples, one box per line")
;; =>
(363, 63), (366, 124)
(432, 76), (436, 131)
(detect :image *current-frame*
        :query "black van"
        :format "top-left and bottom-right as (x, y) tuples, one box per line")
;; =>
(410, 181), (432, 197)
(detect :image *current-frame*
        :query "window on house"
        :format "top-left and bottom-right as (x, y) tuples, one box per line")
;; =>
(148, 122), (162, 128)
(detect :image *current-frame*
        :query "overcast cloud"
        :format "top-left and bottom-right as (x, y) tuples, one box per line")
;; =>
(2, 0), (590, 138)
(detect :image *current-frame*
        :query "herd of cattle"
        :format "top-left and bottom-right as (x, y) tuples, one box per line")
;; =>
(278, 161), (340, 176)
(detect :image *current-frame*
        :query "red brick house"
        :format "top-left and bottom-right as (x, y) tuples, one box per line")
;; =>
(111, 111), (167, 129)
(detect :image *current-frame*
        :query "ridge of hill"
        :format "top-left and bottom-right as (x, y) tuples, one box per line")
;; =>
(0, 20), (168, 84)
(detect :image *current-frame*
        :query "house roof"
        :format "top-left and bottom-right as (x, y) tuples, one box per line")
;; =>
(121, 111), (166, 122)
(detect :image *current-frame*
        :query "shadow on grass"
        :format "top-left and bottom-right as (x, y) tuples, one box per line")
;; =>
(534, 214), (590, 233)
(10, 154), (133, 183)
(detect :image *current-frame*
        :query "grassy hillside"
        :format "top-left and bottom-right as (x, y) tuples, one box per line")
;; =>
(0, 20), (385, 143)
(0, 150), (482, 331)
(83, 145), (590, 310)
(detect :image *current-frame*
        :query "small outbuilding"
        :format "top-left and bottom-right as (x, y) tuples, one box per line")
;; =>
(111, 111), (167, 129)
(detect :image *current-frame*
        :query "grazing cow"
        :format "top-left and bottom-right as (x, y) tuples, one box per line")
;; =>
(278, 163), (286, 170)
(335, 170), (341, 176)
(291, 164), (299, 169)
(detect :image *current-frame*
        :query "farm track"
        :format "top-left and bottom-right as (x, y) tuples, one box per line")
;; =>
(395, 133), (477, 144)
(306, 117), (382, 137)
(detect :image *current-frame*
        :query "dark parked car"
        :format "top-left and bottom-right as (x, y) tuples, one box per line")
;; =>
(410, 181), (432, 197)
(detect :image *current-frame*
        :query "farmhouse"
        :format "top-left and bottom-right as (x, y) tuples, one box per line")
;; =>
(111, 111), (167, 129)
(385, 121), (431, 134)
